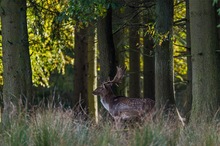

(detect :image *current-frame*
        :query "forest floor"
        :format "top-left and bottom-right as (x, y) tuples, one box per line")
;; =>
(0, 107), (219, 146)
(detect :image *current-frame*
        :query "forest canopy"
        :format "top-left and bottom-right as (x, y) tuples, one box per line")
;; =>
(0, 0), (188, 87)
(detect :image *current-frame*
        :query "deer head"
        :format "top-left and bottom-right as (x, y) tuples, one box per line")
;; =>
(92, 66), (126, 97)
(92, 83), (113, 97)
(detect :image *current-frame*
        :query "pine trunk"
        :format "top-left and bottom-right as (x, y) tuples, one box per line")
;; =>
(155, 0), (175, 112)
(184, 0), (192, 123)
(189, 0), (220, 121)
(143, 11), (155, 100)
(87, 26), (98, 122)
(143, 33), (155, 100)
(97, 7), (116, 83)
(73, 26), (88, 109)
(113, 3), (126, 95)
(1, 0), (32, 124)
(129, 6), (140, 98)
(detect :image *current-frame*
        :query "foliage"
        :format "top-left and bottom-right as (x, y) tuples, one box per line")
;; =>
(0, 107), (219, 146)
(142, 1), (187, 82)
(213, 0), (220, 27)
(27, 0), (74, 87)
(0, 0), (121, 87)
(58, 0), (120, 26)
(173, 1), (187, 80)
(0, 0), (76, 87)
(0, 0), (187, 87)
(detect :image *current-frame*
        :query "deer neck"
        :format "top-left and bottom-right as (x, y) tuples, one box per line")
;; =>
(100, 93), (115, 112)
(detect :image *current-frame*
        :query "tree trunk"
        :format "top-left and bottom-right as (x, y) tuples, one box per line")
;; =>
(155, 0), (175, 112)
(1, 0), (32, 124)
(217, 2), (220, 48)
(73, 26), (88, 110)
(113, 2), (126, 95)
(87, 25), (98, 122)
(184, 0), (192, 124)
(189, 0), (220, 122)
(97, 7), (116, 83)
(129, 5), (140, 98)
(143, 33), (155, 100)
(216, 1), (220, 111)
(143, 11), (155, 100)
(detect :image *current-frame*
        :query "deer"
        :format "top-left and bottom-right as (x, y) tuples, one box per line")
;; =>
(92, 66), (155, 127)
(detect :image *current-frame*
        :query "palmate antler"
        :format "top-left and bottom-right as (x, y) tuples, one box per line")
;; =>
(104, 66), (126, 86)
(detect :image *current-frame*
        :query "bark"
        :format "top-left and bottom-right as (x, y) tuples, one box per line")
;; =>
(97, 7), (116, 84)
(113, 2), (126, 95)
(87, 26), (98, 122)
(143, 10), (155, 100)
(1, 0), (32, 124)
(143, 33), (155, 100)
(216, 1), (220, 110)
(155, 0), (175, 112)
(73, 26), (88, 109)
(217, 2), (220, 48)
(189, 0), (220, 121)
(128, 5), (140, 98)
(184, 0), (192, 124)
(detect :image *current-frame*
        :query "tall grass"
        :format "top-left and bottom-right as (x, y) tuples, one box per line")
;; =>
(0, 107), (219, 146)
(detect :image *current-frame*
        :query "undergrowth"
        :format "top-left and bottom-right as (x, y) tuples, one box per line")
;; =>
(0, 107), (219, 146)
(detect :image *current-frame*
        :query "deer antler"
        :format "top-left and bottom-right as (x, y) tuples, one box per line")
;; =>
(104, 66), (126, 86)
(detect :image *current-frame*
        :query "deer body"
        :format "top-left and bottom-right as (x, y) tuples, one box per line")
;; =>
(93, 85), (155, 120)
(92, 66), (155, 123)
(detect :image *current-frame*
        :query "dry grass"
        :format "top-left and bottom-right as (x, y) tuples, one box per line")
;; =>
(0, 107), (219, 146)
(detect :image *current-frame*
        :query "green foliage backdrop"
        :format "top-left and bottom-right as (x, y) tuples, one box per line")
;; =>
(0, 0), (189, 87)
(28, 0), (74, 87)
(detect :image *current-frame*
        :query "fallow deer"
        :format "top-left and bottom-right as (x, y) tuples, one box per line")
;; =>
(92, 66), (155, 126)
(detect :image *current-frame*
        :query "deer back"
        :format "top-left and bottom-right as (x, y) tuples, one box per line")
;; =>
(110, 96), (155, 119)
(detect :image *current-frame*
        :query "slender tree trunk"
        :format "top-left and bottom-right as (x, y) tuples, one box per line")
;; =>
(129, 5), (140, 98)
(113, 2), (126, 95)
(143, 34), (155, 100)
(87, 25), (98, 122)
(1, 0), (32, 124)
(216, 1), (220, 110)
(189, 0), (220, 122)
(73, 26), (88, 110)
(155, 0), (175, 112)
(216, 2), (220, 48)
(97, 7), (116, 83)
(184, 0), (192, 124)
(143, 11), (155, 100)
